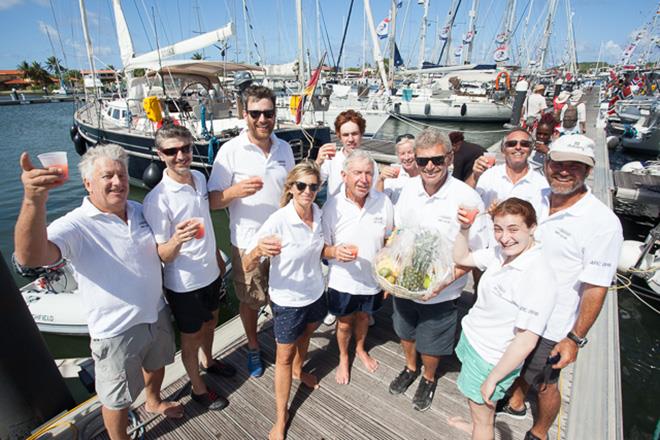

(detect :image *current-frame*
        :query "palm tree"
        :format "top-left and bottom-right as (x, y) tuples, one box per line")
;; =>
(191, 52), (204, 60)
(45, 56), (65, 74)
(29, 61), (52, 88)
(17, 60), (31, 77)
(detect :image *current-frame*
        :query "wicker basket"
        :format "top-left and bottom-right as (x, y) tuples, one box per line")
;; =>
(374, 273), (431, 301)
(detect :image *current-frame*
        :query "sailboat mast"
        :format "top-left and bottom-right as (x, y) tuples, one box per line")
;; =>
(535, 0), (557, 72)
(78, 0), (99, 98)
(463, 0), (479, 64)
(316, 0), (322, 63)
(564, 0), (578, 76)
(296, 0), (305, 88)
(388, 0), (397, 90)
(363, 0), (389, 90)
(242, 0), (251, 64)
(418, 0), (430, 70)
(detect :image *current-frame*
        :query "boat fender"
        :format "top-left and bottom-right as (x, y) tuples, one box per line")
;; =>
(72, 133), (87, 156)
(142, 162), (163, 189)
(424, 103), (431, 116)
(394, 102), (400, 114)
(606, 135), (620, 149)
(617, 240), (646, 274)
(69, 125), (78, 142)
(461, 103), (467, 117)
(620, 161), (644, 172)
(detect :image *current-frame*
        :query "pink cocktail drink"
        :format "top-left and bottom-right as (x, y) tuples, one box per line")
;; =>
(346, 244), (359, 259)
(483, 153), (496, 168)
(37, 151), (69, 183)
(392, 165), (401, 177)
(191, 217), (205, 239)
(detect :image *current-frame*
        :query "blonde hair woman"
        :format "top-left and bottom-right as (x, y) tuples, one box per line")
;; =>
(243, 161), (326, 440)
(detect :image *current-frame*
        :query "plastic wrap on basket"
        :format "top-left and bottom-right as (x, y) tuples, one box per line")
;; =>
(373, 228), (454, 300)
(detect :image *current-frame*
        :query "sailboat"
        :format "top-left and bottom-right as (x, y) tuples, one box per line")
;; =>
(71, 0), (330, 189)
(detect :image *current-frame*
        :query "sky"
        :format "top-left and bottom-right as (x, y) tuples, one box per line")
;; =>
(0, 0), (658, 72)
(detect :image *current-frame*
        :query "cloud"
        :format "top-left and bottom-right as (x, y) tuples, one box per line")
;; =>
(38, 20), (59, 39)
(603, 40), (622, 58)
(0, 0), (22, 10)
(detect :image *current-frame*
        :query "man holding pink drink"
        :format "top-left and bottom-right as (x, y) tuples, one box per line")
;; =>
(143, 123), (235, 411)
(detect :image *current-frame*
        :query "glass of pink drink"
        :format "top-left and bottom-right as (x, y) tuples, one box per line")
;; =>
(460, 204), (480, 225)
(391, 164), (401, 177)
(37, 151), (69, 183)
(345, 244), (359, 259)
(483, 152), (496, 168)
(191, 217), (205, 239)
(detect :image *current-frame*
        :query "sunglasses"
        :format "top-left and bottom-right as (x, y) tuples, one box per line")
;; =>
(396, 133), (415, 142)
(294, 181), (320, 192)
(415, 155), (446, 167)
(503, 139), (533, 149)
(160, 144), (192, 156)
(247, 109), (275, 120)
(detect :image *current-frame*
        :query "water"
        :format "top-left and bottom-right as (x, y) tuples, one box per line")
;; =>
(0, 104), (657, 437)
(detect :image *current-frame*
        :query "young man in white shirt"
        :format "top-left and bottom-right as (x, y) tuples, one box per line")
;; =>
(389, 129), (491, 412)
(497, 135), (623, 440)
(143, 124), (235, 411)
(321, 150), (394, 385)
(467, 128), (549, 216)
(208, 85), (295, 378)
(14, 145), (183, 440)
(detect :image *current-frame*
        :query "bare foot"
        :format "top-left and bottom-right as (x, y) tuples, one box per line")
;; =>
(335, 356), (350, 385)
(268, 412), (288, 440)
(447, 416), (472, 435)
(356, 350), (379, 373)
(294, 371), (320, 389)
(145, 400), (184, 419)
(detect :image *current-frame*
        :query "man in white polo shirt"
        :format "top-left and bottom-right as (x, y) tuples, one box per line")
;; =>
(208, 85), (294, 377)
(143, 123), (235, 411)
(497, 135), (623, 440)
(467, 128), (549, 215)
(14, 144), (182, 440)
(389, 128), (491, 412)
(321, 150), (394, 385)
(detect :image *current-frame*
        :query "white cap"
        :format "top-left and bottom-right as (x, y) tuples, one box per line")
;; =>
(548, 134), (596, 167)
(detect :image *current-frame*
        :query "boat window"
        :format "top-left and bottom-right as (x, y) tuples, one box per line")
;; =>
(112, 109), (120, 120)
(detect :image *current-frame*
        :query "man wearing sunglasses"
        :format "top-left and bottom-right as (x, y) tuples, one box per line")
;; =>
(321, 150), (394, 385)
(389, 129), (490, 412)
(467, 129), (548, 216)
(208, 85), (295, 378)
(143, 123), (235, 411)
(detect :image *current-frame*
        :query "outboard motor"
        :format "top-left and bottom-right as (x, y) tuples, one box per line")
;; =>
(233, 71), (254, 119)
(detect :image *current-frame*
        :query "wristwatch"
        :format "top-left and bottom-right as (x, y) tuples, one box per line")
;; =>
(567, 331), (588, 348)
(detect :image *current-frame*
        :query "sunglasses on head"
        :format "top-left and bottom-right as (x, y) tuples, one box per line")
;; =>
(415, 155), (446, 167)
(503, 139), (533, 149)
(247, 109), (276, 120)
(294, 181), (320, 192)
(160, 144), (192, 156)
(396, 133), (415, 142)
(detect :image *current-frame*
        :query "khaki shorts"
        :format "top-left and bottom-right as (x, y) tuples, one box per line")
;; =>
(90, 306), (175, 410)
(231, 245), (269, 309)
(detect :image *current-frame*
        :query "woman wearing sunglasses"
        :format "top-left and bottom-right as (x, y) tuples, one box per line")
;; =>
(447, 198), (557, 440)
(243, 161), (326, 440)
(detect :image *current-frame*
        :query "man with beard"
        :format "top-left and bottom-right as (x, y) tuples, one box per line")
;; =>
(467, 128), (548, 216)
(321, 150), (394, 385)
(209, 85), (295, 378)
(496, 135), (623, 440)
(389, 128), (490, 412)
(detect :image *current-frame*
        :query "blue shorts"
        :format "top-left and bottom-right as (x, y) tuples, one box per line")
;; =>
(327, 288), (383, 317)
(271, 296), (327, 344)
(455, 332), (521, 404)
(392, 297), (457, 356)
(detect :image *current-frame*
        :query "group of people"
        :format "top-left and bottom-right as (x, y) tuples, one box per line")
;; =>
(14, 84), (623, 440)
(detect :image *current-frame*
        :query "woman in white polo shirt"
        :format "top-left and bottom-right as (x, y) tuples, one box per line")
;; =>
(243, 161), (326, 440)
(447, 198), (557, 440)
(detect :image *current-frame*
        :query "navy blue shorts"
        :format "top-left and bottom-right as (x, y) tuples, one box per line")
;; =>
(271, 295), (327, 344)
(327, 288), (384, 317)
(165, 277), (223, 334)
(392, 297), (457, 356)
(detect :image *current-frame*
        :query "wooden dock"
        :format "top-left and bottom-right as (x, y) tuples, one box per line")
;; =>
(36, 90), (622, 440)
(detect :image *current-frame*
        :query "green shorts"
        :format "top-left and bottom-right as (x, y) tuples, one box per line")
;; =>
(455, 332), (521, 404)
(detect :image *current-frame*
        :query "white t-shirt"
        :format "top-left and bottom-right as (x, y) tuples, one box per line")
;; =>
(246, 201), (325, 307)
(322, 188), (394, 295)
(462, 244), (557, 365)
(535, 188), (623, 341)
(48, 199), (165, 339)
(207, 130), (294, 248)
(383, 167), (411, 204)
(320, 148), (379, 198)
(475, 164), (549, 216)
(524, 93), (547, 119)
(143, 169), (220, 292)
(394, 176), (492, 305)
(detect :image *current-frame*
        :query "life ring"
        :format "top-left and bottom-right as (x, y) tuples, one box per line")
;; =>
(495, 71), (511, 90)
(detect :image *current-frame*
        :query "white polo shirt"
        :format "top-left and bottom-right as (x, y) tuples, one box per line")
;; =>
(246, 201), (325, 307)
(383, 167), (412, 204)
(322, 187), (394, 295)
(462, 244), (557, 365)
(48, 198), (165, 339)
(394, 176), (492, 305)
(534, 188), (623, 342)
(561, 102), (587, 123)
(524, 93), (547, 119)
(143, 169), (220, 293)
(320, 148), (379, 198)
(475, 164), (549, 215)
(208, 130), (294, 248)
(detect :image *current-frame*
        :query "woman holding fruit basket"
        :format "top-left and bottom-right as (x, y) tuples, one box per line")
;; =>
(243, 161), (327, 440)
(447, 197), (558, 440)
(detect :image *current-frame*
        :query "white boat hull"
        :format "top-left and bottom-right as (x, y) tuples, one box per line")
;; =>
(395, 98), (512, 122)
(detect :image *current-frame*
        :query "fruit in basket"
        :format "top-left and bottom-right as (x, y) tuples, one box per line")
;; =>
(423, 274), (431, 289)
(399, 267), (425, 291)
(386, 275), (397, 284)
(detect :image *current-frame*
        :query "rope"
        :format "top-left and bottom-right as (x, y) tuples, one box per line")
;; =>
(387, 111), (512, 134)
(616, 273), (660, 315)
